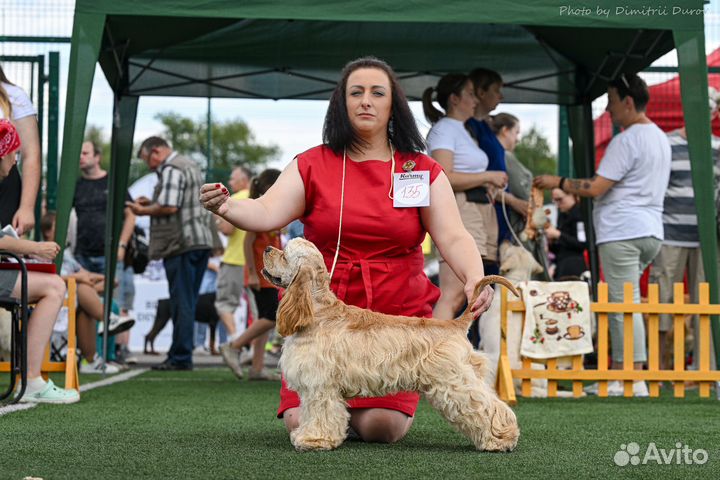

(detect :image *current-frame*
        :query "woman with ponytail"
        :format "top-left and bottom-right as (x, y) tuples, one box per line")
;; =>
(423, 74), (507, 324)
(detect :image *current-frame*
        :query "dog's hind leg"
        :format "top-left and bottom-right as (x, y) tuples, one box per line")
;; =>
(291, 391), (350, 452)
(424, 367), (519, 452)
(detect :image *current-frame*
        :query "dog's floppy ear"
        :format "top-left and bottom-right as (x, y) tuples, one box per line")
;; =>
(276, 264), (315, 337)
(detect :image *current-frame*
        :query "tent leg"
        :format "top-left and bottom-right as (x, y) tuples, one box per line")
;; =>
(54, 13), (105, 267)
(101, 95), (139, 369)
(567, 103), (599, 299)
(675, 29), (720, 368)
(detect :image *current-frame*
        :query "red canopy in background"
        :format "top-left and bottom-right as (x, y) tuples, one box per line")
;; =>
(594, 47), (720, 164)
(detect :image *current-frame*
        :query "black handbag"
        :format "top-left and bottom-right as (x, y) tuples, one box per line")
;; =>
(465, 186), (490, 204)
(124, 226), (149, 274)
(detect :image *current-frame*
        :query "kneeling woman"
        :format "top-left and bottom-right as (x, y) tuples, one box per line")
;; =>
(200, 58), (494, 444)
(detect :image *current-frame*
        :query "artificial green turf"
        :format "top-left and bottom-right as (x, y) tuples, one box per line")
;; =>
(1, 369), (719, 479)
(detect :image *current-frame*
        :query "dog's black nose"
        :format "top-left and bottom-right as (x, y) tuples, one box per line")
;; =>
(264, 246), (273, 253)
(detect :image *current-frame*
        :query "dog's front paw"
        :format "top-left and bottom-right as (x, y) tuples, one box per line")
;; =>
(291, 429), (345, 452)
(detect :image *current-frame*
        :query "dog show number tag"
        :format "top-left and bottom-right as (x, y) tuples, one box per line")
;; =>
(393, 171), (430, 208)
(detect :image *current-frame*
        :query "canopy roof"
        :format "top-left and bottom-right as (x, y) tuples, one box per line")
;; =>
(57, 0), (720, 360)
(90, 0), (700, 104)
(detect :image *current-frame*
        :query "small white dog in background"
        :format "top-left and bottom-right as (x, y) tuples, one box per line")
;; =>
(478, 242), (544, 387)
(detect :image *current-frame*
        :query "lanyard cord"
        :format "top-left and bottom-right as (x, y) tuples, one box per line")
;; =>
(329, 143), (395, 281)
(387, 142), (396, 200)
(329, 149), (348, 281)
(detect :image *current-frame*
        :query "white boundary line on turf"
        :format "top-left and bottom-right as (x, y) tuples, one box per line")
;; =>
(0, 368), (148, 416)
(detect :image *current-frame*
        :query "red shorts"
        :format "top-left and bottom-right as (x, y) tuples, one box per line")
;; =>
(277, 377), (420, 418)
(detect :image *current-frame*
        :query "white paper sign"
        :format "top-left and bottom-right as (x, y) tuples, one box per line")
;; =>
(393, 171), (430, 208)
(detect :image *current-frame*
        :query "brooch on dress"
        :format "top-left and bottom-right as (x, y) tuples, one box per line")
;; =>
(402, 160), (416, 172)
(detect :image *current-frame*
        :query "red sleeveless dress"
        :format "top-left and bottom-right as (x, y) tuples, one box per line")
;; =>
(277, 145), (443, 417)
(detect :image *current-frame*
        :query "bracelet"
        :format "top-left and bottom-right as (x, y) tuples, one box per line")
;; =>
(119, 243), (127, 249)
(558, 177), (566, 191)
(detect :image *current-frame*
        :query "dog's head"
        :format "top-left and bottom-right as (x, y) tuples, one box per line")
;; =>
(263, 238), (329, 336)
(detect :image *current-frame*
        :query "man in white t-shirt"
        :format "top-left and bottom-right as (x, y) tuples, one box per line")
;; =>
(534, 73), (671, 397)
(0, 70), (41, 235)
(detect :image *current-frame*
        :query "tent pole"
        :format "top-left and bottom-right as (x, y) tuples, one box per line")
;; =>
(101, 94), (139, 371)
(568, 102), (598, 299)
(54, 13), (105, 268)
(674, 29), (720, 368)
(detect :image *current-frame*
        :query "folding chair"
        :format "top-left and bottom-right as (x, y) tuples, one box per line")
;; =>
(0, 259), (80, 404)
(0, 251), (28, 404)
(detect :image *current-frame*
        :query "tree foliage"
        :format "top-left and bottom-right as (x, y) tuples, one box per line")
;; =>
(514, 126), (557, 177)
(155, 112), (280, 181)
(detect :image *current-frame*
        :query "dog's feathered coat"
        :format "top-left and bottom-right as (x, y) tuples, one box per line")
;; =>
(263, 238), (520, 452)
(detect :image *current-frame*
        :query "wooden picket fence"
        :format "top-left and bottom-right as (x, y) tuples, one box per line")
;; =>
(496, 282), (720, 403)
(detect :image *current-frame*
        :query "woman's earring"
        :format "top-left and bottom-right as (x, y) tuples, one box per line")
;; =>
(388, 116), (395, 138)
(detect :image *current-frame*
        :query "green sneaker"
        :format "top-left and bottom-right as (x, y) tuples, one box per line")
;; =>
(19, 380), (80, 404)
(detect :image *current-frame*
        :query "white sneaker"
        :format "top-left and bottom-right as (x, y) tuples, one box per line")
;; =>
(633, 381), (649, 397)
(607, 380), (624, 396)
(584, 381), (623, 395)
(239, 348), (253, 367)
(97, 313), (135, 336)
(219, 343), (244, 379)
(80, 355), (120, 374)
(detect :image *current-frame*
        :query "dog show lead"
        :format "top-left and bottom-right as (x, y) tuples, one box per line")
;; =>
(200, 56), (506, 447)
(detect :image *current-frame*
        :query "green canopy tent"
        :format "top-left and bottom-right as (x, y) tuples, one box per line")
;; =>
(57, 0), (719, 364)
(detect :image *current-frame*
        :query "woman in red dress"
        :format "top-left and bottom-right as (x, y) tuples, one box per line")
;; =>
(200, 57), (494, 444)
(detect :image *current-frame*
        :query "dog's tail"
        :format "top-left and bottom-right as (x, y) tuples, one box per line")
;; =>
(454, 275), (520, 329)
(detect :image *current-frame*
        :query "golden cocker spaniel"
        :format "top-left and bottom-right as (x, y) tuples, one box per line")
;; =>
(263, 238), (520, 452)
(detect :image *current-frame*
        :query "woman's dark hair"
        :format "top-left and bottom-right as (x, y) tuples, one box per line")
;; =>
(608, 73), (650, 112)
(489, 112), (519, 135)
(323, 56), (425, 154)
(40, 211), (56, 239)
(468, 68), (503, 93)
(422, 73), (470, 124)
(249, 168), (281, 199)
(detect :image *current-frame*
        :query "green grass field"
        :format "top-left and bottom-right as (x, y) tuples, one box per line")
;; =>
(2, 369), (719, 479)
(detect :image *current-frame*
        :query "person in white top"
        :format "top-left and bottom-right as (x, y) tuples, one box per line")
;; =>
(534, 73), (671, 397)
(0, 66), (41, 236)
(422, 73), (507, 322)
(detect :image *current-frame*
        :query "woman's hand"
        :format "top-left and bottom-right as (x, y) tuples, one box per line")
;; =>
(484, 171), (508, 188)
(12, 206), (35, 237)
(465, 279), (494, 319)
(545, 224), (561, 241)
(533, 175), (560, 190)
(29, 241), (60, 261)
(247, 270), (260, 290)
(200, 183), (231, 216)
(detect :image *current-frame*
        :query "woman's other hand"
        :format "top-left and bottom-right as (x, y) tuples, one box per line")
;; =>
(485, 171), (508, 188)
(200, 183), (231, 216)
(532, 175), (560, 190)
(30, 241), (60, 261)
(545, 224), (561, 241)
(466, 281), (494, 319)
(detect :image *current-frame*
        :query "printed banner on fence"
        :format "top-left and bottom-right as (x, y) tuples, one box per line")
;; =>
(519, 281), (594, 359)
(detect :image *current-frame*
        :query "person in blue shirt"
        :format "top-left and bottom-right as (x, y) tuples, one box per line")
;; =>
(466, 68), (509, 274)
